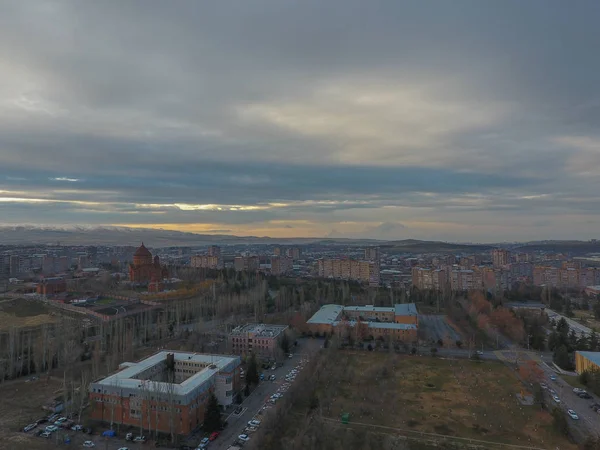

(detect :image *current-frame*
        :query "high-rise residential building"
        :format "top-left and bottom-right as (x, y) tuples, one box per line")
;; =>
(190, 255), (222, 269)
(271, 256), (293, 275)
(9, 255), (22, 276)
(364, 247), (380, 262)
(492, 249), (511, 268)
(207, 245), (221, 257)
(273, 247), (281, 256)
(285, 247), (302, 261)
(318, 258), (379, 285)
(234, 256), (259, 272)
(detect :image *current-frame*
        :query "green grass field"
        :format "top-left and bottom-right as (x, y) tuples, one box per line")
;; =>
(294, 352), (576, 449)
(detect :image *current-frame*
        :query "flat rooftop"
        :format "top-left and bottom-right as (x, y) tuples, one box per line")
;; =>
(94, 351), (239, 396)
(344, 305), (394, 313)
(307, 304), (344, 325)
(394, 303), (418, 316)
(230, 323), (287, 337)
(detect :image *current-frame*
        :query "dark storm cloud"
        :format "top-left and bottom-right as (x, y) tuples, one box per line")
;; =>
(0, 0), (600, 239)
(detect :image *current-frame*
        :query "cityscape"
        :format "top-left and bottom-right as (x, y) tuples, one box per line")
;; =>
(2, 1), (600, 450)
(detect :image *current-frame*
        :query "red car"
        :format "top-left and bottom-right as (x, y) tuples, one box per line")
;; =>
(209, 431), (220, 441)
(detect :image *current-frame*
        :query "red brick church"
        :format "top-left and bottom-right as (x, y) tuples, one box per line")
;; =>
(129, 243), (169, 292)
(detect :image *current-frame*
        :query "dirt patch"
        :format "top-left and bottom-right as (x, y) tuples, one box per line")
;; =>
(0, 300), (57, 330)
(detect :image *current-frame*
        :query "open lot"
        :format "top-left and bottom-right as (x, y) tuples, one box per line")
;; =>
(0, 377), (65, 450)
(0, 299), (57, 330)
(287, 351), (576, 449)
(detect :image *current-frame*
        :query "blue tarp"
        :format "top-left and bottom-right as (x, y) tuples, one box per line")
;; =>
(102, 430), (116, 437)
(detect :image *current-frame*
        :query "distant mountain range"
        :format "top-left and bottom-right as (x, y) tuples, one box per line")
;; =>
(0, 226), (597, 254)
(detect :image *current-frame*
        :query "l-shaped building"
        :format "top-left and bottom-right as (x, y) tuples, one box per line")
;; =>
(307, 303), (418, 342)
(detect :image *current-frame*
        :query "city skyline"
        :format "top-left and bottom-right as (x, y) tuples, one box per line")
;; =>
(1, 1), (600, 241)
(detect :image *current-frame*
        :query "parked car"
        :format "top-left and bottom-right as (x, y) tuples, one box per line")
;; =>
(23, 423), (36, 432)
(40, 431), (52, 438)
(567, 409), (579, 420)
(269, 375), (276, 381)
(118, 448), (130, 450)
(238, 434), (250, 442)
(209, 431), (220, 441)
(71, 424), (84, 431)
(540, 383), (548, 390)
(125, 432), (133, 441)
(45, 425), (59, 433)
(134, 436), (146, 443)
(83, 441), (96, 448)
(579, 392), (592, 399)
(550, 375), (557, 381)
(573, 388), (585, 394)
(248, 419), (261, 427)
(552, 395), (561, 403)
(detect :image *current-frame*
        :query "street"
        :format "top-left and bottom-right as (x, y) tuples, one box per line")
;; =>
(539, 362), (600, 438)
(212, 340), (319, 450)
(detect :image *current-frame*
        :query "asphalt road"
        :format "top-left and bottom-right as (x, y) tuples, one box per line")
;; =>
(539, 363), (600, 437)
(212, 342), (319, 450)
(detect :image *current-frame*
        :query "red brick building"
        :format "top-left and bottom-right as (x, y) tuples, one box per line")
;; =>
(36, 277), (67, 296)
(89, 351), (241, 435)
(129, 243), (169, 285)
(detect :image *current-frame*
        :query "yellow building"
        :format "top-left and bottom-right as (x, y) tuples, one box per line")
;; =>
(575, 351), (600, 374)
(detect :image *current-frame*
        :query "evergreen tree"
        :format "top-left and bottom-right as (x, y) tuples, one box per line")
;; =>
(556, 317), (569, 335)
(553, 345), (573, 370)
(280, 333), (290, 354)
(204, 392), (222, 432)
(568, 329), (578, 351)
(246, 353), (259, 385)
(590, 332), (599, 352)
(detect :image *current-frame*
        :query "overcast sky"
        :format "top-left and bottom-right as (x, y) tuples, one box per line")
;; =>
(1, 1), (599, 242)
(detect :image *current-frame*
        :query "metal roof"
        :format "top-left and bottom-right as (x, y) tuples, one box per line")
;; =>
(307, 304), (343, 324)
(577, 351), (600, 367)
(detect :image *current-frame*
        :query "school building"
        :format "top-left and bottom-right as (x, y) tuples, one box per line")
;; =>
(307, 303), (418, 342)
(89, 351), (241, 435)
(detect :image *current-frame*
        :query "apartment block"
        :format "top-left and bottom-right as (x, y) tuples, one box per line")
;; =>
(207, 246), (221, 257)
(89, 351), (241, 435)
(190, 255), (222, 270)
(492, 249), (511, 268)
(364, 247), (380, 262)
(228, 323), (288, 360)
(318, 258), (380, 285)
(37, 277), (67, 296)
(271, 256), (293, 275)
(233, 256), (259, 272)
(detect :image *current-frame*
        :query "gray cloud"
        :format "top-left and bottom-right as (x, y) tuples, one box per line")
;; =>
(0, 0), (599, 240)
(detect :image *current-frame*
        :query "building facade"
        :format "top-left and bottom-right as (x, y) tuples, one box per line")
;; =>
(492, 249), (511, 268)
(317, 258), (380, 285)
(190, 255), (222, 270)
(228, 323), (288, 360)
(89, 351), (241, 435)
(575, 351), (600, 374)
(129, 243), (169, 285)
(307, 303), (418, 342)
